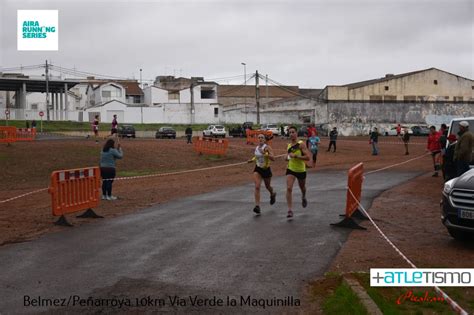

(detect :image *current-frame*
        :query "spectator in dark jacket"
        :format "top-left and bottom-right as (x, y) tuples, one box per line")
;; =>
(402, 128), (410, 155)
(443, 134), (457, 182)
(327, 127), (338, 152)
(370, 127), (379, 155)
(454, 121), (473, 177)
(185, 126), (193, 144)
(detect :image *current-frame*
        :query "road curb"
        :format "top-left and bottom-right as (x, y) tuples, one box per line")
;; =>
(343, 275), (383, 315)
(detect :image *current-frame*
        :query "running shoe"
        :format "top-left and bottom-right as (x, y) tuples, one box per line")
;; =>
(287, 210), (293, 218)
(253, 205), (261, 215)
(101, 195), (107, 200)
(270, 192), (276, 205)
(107, 195), (118, 201)
(302, 198), (307, 208)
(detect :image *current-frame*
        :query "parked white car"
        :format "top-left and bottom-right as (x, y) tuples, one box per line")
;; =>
(203, 125), (226, 138)
(382, 126), (413, 136)
(261, 123), (280, 135)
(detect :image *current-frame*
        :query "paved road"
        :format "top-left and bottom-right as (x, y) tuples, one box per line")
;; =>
(0, 170), (419, 314)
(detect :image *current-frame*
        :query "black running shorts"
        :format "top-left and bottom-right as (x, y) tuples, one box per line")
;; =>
(254, 166), (272, 179)
(286, 168), (307, 180)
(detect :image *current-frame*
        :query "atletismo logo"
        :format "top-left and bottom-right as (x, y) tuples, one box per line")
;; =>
(396, 290), (446, 305)
(17, 10), (58, 51)
(370, 268), (474, 287)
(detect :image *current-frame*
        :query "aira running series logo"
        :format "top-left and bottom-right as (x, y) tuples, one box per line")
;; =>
(17, 10), (58, 51)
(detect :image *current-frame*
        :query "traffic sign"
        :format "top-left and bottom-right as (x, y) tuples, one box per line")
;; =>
(39, 111), (44, 117)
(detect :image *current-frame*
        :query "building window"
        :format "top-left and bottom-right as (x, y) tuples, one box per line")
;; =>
(403, 96), (416, 101)
(471, 86), (474, 90)
(434, 80), (438, 85)
(201, 89), (215, 99)
(454, 96), (464, 102)
(384, 86), (389, 91)
(102, 91), (111, 97)
(168, 92), (179, 100)
(133, 95), (141, 103)
(31, 104), (38, 110)
(383, 95), (397, 101)
(214, 107), (219, 117)
(369, 95), (382, 101)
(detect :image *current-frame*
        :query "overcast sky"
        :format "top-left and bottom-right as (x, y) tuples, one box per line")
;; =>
(0, 0), (473, 88)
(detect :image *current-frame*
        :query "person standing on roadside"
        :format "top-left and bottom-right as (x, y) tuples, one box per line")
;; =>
(327, 127), (338, 152)
(396, 123), (402, 136)
(185, 126), (193, 144)
(31, 120), (37, 130)
(100, 138), (123, 201)
(369, 127), (379, 155)
(92, 115), (100, 143)
(438, 123), (448, 178)
(443, 134), (458, 182)
(402, 128), (410, 155)
(111, 114), (118, 136)
(454, 121), (473, 177)
(248, 133), (276, 215)
(427, 125), (441, 177)
(286, 126), (310, 219)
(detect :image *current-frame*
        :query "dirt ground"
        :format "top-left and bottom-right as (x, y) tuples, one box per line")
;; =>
(0, 135), (430, 246)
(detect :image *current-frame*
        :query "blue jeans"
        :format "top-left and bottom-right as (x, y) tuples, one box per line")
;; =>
(372, 142), (378, 155)
(100, 167), (116, 196)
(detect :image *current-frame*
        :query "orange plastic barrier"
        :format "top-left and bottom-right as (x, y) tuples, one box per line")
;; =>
(331, 163), (366, 229)
(246, 129), (273, 145)
(193, 137), (229, 156)
(16, 128), (36, 141)
(0, 126), (17, 144)
(48, 167), (103, 226)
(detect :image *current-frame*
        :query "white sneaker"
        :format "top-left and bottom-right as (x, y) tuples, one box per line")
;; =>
(107, 195), (118, 201)
(101, 195), (107, 200)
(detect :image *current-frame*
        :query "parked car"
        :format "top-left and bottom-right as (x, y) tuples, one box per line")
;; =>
(203, 125), (226, 138)
(261, 123), (280, 136)
(382, 126), (413, 136)
(155, 127), (176, 139)
(441, 169), (474, 240)
(229, 122), (253, 137)
(118, 125), (136, 138)
(411, 125), (430, 136)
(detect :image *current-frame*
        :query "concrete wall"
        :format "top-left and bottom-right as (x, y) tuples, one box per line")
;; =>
(314, 101), (474, 135)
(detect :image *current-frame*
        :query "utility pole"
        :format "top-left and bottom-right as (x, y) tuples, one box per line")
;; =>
(255, 70), (260, 124)
(265, 74), (268, 103)
(241, 62), (247, 122)
(45, 60), (50, 121)
(140, 68), (142, 89)
(190, 79), (195, 124)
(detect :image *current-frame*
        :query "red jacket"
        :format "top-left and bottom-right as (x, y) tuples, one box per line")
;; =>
(427, 132), (441, 152)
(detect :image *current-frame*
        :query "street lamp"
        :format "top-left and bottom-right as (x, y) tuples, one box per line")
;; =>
(241, 62), (247, 122)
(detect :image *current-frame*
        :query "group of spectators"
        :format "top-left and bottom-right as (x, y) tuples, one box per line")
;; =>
(426, 122), (473, 181)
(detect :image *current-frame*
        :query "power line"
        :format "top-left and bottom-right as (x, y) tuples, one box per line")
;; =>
(260, 74), (316, 100)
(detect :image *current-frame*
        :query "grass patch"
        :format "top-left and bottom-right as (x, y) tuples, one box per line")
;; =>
(323, 282), (368, 315)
